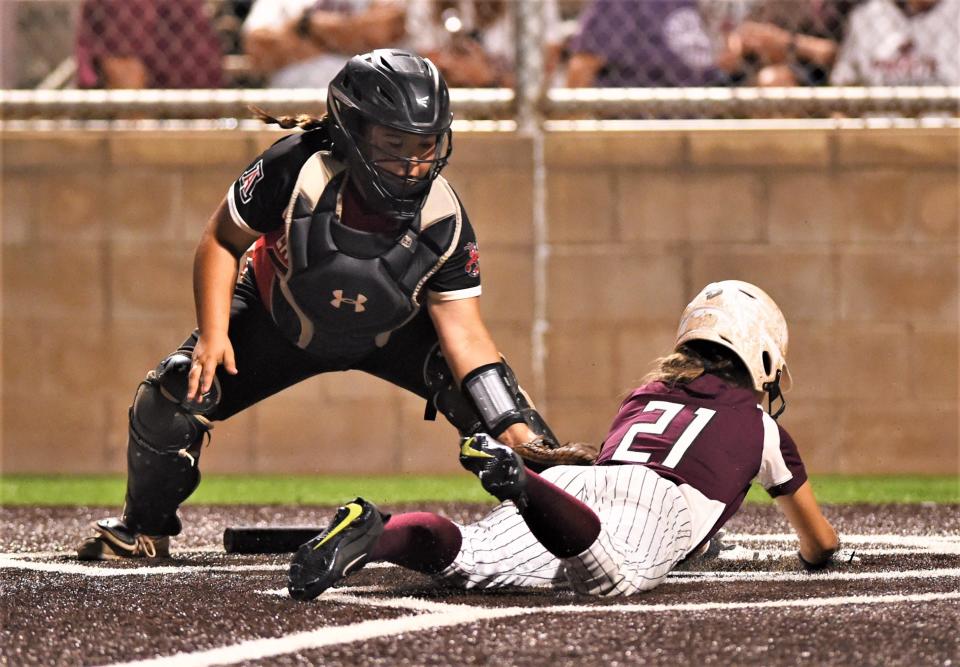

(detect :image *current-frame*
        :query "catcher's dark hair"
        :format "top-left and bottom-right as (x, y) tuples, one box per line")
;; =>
(642, 341), (752, 390)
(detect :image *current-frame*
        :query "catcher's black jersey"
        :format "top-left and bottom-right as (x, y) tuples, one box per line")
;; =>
(225, 130), (482, 357)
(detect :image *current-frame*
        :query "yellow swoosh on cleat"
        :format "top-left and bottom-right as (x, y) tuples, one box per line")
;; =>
(460, 436), (495, 459)
(313, 503), (364, 550)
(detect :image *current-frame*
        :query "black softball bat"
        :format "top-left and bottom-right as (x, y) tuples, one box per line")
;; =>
(223, 526), (324, 554)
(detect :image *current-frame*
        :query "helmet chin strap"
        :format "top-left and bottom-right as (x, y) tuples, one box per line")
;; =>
(763, 369), (787, 420)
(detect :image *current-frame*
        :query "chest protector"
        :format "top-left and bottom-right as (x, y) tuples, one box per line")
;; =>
(270, 152), (462, 357)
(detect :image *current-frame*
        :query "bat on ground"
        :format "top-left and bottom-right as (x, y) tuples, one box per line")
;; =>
(223, 526), (324, 554)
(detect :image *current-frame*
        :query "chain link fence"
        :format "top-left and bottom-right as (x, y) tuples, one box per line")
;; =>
(2, 0), (958, 121)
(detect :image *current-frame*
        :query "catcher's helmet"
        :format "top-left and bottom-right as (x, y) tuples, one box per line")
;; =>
(327, 49), (453, 223)
(676, 280), (792, 398)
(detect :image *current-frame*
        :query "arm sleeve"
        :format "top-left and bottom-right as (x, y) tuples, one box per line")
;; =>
(426, 209), (482, 301)
(829, 16), (861, 85)
(226, 132), (314, 235)
(759, 419), (809, 498)
(242, 0), (302, 34)
(74, 0), (102, 88)
(543, 0), (563, 44)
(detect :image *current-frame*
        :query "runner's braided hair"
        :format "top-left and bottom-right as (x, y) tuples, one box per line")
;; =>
(642, 341), (753, 390)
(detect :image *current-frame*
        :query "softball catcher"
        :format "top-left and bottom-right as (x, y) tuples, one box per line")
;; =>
(78, 50), (589, 561)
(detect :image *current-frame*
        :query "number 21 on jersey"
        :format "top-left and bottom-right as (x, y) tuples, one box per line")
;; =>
(611, 400), (716, 468)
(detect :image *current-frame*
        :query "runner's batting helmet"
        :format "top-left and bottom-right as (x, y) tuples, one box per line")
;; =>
(676, 280), (792, 399)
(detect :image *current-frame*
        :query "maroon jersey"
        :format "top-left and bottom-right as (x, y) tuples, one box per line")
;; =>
(595, 374), (807, 550)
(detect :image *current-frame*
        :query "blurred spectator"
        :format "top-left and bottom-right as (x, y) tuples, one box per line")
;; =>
(213, 0), (259, 86)
(567, 0), (726, 87)
(711, 1), (858, 86)
(213, 0), (256, 56)
(75, 0), (223, 88)
(830, 0), (959, 85)
(242, 0), (406, 88)
(1, 1), (16, 87)
(405, 0), (565, 88)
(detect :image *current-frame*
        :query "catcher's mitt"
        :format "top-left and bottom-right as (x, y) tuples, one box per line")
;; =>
(512, 436), (599, 468)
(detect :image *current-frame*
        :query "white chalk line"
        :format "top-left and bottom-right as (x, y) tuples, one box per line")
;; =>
(2, 533), (957, 578)
(97, 590), (960, 667)
(713, 546), (960, 561)
(255, 567), (960, 599)
(545, 590), (960, 615)
(0, 554), (393, 576)
(727, 533), (960, 551)
(0, 556), (286, 577)
(668, 567), (960, 583)
(98, 604), (521, 667)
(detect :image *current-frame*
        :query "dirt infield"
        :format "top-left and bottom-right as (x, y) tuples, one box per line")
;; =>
(2, 503), (959, 666)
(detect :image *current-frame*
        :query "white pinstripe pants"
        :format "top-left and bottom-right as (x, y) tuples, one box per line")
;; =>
(440, 465), (694, 597)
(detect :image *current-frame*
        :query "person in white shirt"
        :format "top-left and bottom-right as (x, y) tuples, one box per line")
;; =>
(405, 0), (565, 87)
(831, 0), (959, 85)
(243, 0), (406, 88)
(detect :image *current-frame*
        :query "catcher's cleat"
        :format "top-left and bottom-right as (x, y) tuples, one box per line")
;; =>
(287, 498), (385, 601)
(459, 434), (529, 511)
(76, 517), (170, 561)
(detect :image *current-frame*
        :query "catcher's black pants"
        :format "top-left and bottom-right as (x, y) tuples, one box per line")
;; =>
(123, 269), (448, 534)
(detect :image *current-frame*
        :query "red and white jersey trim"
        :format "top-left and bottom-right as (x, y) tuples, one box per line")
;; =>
(428, 285), (483, 302)
(226, 186), (261, 236)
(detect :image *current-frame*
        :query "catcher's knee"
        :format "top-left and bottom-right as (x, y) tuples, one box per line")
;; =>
(129, 353), (217, 462)
(423, 344), (558, 443)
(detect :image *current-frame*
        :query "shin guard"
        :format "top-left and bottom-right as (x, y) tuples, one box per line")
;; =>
(121, 354), (215, 536)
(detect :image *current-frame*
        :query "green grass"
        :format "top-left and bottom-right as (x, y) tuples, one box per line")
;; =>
(0, 475), (492, 507)
(2, 474), (958, 507)
(763, 475), (960, 505)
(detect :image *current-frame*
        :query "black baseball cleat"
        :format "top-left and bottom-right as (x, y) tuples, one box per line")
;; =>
(287, 498), (385, 601)
(459, 434), (529, 511)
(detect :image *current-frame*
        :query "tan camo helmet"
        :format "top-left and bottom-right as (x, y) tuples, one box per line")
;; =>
(676, 280), (792, 393)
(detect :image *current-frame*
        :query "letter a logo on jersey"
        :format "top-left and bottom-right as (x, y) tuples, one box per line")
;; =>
(238, 159), (265, 204)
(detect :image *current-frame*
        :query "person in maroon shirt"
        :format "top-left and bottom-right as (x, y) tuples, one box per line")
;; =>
(287, 280), (840, 600)
(77, 51), (561, 561)
(75, 0), (223, 88)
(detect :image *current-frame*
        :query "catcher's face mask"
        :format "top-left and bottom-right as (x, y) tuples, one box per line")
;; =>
(360, 123), (451, 199)
(327, 50), (454, 224)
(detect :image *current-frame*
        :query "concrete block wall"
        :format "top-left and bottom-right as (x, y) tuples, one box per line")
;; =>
(542, 128), (958, 475)
(1, 127), (956, 475)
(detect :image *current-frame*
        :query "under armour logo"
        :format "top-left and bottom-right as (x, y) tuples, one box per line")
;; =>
(331, 290), (367, 312)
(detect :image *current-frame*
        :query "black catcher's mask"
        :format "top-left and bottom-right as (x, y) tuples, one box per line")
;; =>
(328, 50), (453, 224)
